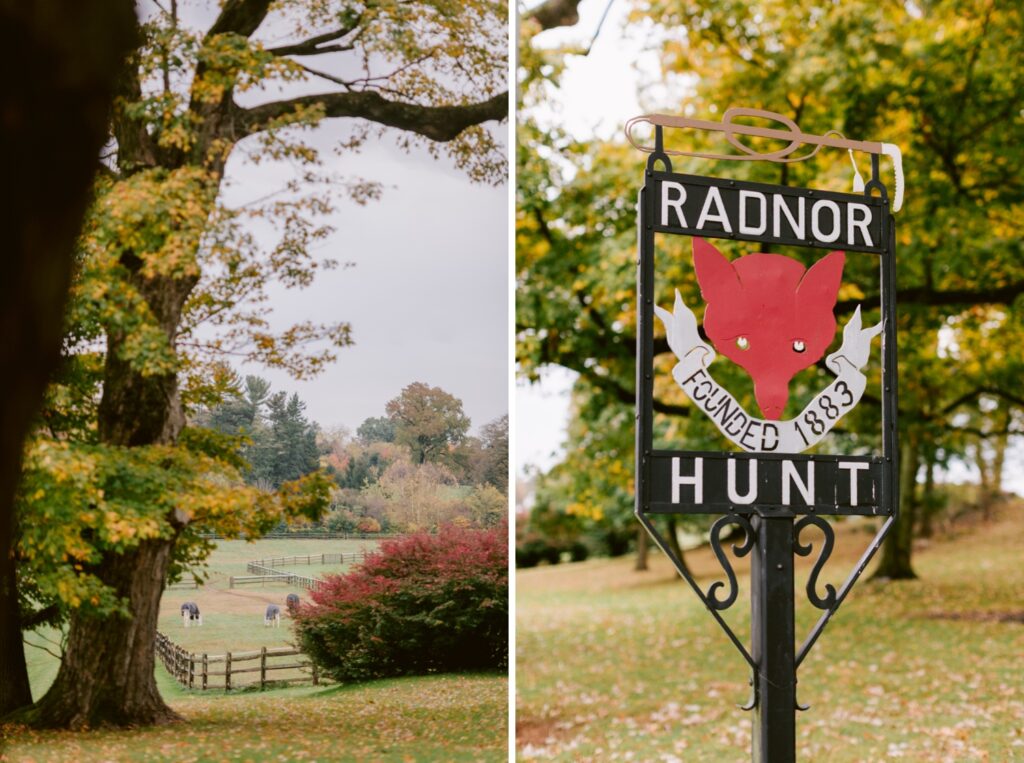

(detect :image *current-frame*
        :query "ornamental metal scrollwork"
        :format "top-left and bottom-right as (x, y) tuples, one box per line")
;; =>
(706, 514), (756, 610)
(793, 516), (837, 610)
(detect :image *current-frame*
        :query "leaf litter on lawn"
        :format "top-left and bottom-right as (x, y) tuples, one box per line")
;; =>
(516, 504), (1024, 762)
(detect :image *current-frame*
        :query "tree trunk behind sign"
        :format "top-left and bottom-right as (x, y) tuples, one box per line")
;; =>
(0, 0), (136, 717)
(917, 455), (937, 539)
(664, 516), (690, 577)
(873, 436), (920, 580)
(634, 525), (649, 571)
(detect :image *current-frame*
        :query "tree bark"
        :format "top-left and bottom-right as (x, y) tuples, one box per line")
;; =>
(0, 0), (136, 717)
(27, 538), (179, 728)
(664, 516), (690, 577)
(986, 406), (1010, 519)
(634, 525), (649, 571)
(991, 429), (1008, 497)
(31, 268), (196, 728)
(974, 440), (994, 518)
(918, 454), (937, 539)
(873, 435), (920, 580)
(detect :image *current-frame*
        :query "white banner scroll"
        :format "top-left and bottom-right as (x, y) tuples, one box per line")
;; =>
(655, 290), (883, 454)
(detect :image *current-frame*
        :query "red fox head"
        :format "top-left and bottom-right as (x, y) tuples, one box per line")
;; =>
(693, 238), (845, 420)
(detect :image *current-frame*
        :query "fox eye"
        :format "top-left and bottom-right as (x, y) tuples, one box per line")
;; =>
(735, 336), (750, 351)
(793, 340), (807, 353)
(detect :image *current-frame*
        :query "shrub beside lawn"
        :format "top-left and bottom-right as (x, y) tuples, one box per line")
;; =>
(295, 523), (508, 682)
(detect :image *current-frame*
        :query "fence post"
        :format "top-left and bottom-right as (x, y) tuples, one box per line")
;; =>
(188, 654), (195, 689)
(202, 653), (208, 690)
(225, 651), (232, 691)
(260, 646), (267, 690)
(229, 575), (234, 589)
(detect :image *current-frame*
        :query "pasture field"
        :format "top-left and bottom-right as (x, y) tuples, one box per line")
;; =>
(158, 536), (379, 686)
(516, 506), (1024, 762)
(22, 537), (382, 696)
(8, 535), (508, 761)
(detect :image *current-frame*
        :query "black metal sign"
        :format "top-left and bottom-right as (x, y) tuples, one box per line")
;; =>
(648, 452), (886, 515)
(632, 116), (901, 763)
(654, 174), (885, 253)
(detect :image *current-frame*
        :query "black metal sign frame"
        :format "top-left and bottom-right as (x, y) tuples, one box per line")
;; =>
(634, 129), (899, 762)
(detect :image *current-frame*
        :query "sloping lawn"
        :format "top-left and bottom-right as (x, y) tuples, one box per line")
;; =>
(4, 536), (507, 761)
(3, 671), (507, 762)
(517, 507), (1024, 761)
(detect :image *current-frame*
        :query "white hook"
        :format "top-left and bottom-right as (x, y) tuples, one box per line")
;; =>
(848, 149), (865, 193)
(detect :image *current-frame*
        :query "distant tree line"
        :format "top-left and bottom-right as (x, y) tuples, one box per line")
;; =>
(203, 379), (508, 534)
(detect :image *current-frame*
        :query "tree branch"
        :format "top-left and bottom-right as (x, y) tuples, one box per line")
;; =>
(551, 357), (691, 416)
(940, 386), (1024, 416)
(524, 0), (584, 31)
(21, 603), (60, 630)
(205, 0), (273, 38)
(241, 89), (508, 142)
(267, 21), (362, 57)
(836, 280), (1024, 314)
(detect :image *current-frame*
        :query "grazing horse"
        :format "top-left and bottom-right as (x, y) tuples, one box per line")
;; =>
(285, 594), (300, 613)
(181, 602), (202, 627)
(265, 603), (281, 627)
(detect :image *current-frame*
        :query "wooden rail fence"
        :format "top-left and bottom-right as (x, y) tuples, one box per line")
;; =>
(229, 572), (323, 591)
(166, 580), (200, 590)
(251, 552), (350, 568)
(198, 531), (398, 540)
(155, 631), (322, 690)
(228, 550), (371, 590)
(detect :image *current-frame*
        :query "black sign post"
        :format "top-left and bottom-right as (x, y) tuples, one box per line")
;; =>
(632, 118), (900, 762)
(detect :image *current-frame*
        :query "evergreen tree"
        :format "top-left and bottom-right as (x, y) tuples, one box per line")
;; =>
(264, 392), (320, 488)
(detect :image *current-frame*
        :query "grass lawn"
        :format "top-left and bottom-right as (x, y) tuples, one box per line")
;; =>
(5, 536), (509, 761)
(2, 673), (508, 762)
(516, 505), (1024, 762)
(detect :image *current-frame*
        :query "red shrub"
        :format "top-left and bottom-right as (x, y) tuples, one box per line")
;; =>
(295, 523), (507, 681)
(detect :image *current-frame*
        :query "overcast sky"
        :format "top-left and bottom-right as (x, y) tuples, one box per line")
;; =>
(221, 136), (508, 436)
(165, 2), (509, 435)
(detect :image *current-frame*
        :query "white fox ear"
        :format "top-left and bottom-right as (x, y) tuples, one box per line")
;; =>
(798, 250), (845, 310)
(693, 237), (742, 304)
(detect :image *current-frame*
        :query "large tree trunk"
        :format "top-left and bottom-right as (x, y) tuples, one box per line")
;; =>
(0, 548), (31, 715)
(28, 539), (179, 728)
(873, 435), (920, 580)
(0, 0), (136, 717)
(32, 267), (198, 728)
